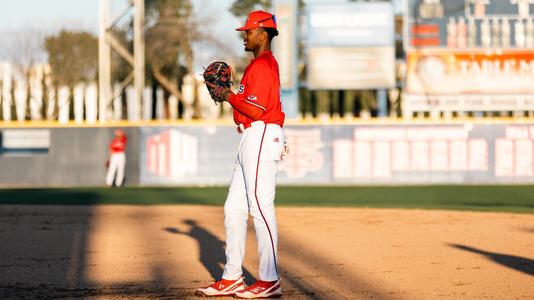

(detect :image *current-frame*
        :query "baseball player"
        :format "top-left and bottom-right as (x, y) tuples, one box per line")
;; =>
(106, 129), (127, 187)
(197, 10), (285, 299)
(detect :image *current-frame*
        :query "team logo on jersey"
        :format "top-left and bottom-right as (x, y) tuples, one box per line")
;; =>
(238, 85), (245, 94)
(246, 95), (257, 102)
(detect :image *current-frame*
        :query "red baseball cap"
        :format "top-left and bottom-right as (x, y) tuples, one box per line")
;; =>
(236, 10), (278, 32)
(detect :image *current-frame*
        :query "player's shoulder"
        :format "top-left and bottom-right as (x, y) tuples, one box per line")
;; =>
(251, 55), (277, 73)
(251, 55), (270, 66)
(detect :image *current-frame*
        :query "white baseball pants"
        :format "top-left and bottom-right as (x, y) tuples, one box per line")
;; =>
(106, 152), (126, 187)
(223, 121), (284, 282)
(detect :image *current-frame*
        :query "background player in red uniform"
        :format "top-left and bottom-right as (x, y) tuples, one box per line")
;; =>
(106, 129), (127, 187)
(197, 10), (285, 299)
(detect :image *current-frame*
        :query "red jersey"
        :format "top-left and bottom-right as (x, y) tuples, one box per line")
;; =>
(228, 51), (285, 127)
(110, 136), (127, 153)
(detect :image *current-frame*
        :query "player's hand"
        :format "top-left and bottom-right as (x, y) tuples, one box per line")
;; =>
(205, 81), (231, 103)
(203, 61), (233, 105)
(282, 141), (289, 160)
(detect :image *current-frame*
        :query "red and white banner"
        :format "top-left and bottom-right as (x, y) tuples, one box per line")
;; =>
(146, 130), (198, 179)
(139, 123), (534, 185)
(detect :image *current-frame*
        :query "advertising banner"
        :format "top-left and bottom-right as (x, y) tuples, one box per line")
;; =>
(307, 3), (394, 47)
(0, 129), (50, 155)
(139, 123), (534, 185)
(306, 2), (395, 90)
(307, 47), (395, 90)
(404, 49), (534, 112)
(407, 50), (534, 95)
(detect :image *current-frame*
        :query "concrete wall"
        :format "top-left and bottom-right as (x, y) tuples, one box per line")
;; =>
(0, 127), (139, 187)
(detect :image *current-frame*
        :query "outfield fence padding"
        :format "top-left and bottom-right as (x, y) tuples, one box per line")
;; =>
(0, 122), (533, 187)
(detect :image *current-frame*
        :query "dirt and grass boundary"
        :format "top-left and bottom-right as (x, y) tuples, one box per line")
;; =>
(0, 185), (532, 213)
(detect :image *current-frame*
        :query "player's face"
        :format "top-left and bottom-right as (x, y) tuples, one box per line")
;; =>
(243, 28), (263, 52)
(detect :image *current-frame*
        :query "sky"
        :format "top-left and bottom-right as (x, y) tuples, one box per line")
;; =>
(0, 0), (404, 34)
(1, 0), (244, 34)
(2, 0), (101, 33)
(0, 0), (403, 70)
(0, 0), (243, 70)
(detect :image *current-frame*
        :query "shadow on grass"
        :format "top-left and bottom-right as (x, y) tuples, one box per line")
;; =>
(1, 186), (533, 213)
(0, 187), (228, 205)
(0, 189), (102, 205)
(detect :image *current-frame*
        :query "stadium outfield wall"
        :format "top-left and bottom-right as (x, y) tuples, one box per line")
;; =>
(0, 119), (533, 187)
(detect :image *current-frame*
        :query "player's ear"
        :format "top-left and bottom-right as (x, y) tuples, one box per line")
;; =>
(260, 28), (268, 41)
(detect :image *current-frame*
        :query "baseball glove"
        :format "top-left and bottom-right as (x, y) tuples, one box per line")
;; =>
(203, 61), (233, 104)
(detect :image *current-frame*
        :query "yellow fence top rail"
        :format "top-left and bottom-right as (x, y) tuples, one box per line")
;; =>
(1, 117), (534, 128)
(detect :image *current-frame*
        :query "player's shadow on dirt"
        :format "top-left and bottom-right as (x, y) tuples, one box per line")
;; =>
(164, 219), (256, 285)
(450, 244), (534, 276)
(164, 219), (394, 299)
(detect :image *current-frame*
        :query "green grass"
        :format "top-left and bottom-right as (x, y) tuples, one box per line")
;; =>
(0, 185), (533, 213)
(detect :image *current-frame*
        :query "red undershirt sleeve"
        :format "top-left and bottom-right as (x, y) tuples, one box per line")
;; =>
(228, 93), (264, 120)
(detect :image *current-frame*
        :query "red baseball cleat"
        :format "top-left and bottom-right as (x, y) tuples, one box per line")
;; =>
(196, 276), (245, 297)
(234, 279), (282, 299)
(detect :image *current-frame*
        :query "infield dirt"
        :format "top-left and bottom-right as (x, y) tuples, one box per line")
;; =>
(1, 205), (533, 299)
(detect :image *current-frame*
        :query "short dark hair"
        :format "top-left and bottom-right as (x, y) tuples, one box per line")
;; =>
(262, 27), (278, 41)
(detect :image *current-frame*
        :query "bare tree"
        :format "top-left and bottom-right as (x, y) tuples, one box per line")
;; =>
(145, 0), (195, 118)
(108, 0), (242, 120)
(40, 68), (49, 120)
(230, 0), (271, 17)
(144, 0), (237, 119)
(2, 28), (45, 120)
(44, 30), (98, 121)
(0, 78), (3, 121)
(10, 78), (16, 121)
